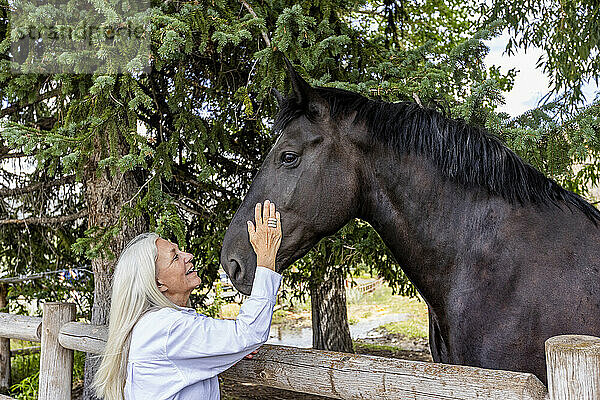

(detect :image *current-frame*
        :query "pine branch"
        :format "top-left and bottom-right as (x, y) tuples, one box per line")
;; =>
(0, 88), (62, 118)
(173, 198), (203, 216)
(0, 175), (76, 197)
(0, 210), (87, 226)
(240, 0), (271, 48)
(172, 164), (236, 197)
(0, 151), (32, 160)
(351, 9), (384, 18)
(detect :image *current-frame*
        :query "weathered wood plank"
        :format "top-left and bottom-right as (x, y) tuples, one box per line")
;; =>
(39, 303), (75, 400)
(0, 284), (10, 393)
(0, 313), (41, 342)
(0, 335), (8, 393)
(0, 394), (17, 399)
(59, 322), (107, 354)
(546, 335), (600, 400)
(222, 345), (548, 400)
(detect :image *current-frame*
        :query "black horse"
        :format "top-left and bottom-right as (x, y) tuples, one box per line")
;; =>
(220, 60), (600, 383)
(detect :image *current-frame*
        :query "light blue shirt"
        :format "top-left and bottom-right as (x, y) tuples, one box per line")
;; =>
(124, 267), (282, 400)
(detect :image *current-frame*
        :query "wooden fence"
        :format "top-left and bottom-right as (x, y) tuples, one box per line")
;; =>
(353, 277), (384, 294)
(345, 277), (385, 295)
(1, 302), (600, 399)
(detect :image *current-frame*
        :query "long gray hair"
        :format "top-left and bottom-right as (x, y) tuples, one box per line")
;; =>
(92, 233), (178, 399)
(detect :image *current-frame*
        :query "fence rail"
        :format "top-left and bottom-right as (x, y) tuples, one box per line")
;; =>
(1, 303), (599, 399)
(346, 277), (385, 295)
(9, 346), (40, 356)
(0, 313), (41, 342)
(354, 277), (384, 294)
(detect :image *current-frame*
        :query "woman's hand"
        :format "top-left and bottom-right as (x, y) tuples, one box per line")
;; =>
(247, 200), (282, 271)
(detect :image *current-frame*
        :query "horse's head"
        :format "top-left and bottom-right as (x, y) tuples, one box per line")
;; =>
(220, 61), (365, 294)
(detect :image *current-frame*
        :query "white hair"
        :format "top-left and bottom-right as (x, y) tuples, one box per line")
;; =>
(92, 232), (179, 400)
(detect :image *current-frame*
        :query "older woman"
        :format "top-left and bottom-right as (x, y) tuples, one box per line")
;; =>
(93, 200), (282, 400)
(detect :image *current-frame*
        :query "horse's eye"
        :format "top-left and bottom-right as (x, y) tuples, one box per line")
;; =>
(281, 152), (299, 166)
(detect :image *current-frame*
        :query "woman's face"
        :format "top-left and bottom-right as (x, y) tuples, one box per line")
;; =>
(155, 237), (202, 306)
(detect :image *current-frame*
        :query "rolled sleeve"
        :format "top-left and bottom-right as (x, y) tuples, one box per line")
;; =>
(250, 266), (282, 299)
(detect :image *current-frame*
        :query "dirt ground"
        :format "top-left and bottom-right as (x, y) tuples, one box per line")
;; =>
(220, 332), (432, 400)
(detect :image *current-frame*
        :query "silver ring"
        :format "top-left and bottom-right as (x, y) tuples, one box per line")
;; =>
(267, 217), (277, 227)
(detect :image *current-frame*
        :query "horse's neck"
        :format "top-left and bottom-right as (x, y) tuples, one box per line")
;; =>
(361, 150), (510, 309)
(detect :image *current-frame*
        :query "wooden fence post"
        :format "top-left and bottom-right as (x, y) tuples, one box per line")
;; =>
(0, 284), (10, 394)
(39, 302), (75, 400)
(546, 335), (600, 400)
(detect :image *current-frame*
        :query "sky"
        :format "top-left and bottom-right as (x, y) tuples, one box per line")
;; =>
(484, 31), (600, 117)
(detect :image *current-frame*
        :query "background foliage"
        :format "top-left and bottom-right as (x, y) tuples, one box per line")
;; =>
(1, 0), (598, 308)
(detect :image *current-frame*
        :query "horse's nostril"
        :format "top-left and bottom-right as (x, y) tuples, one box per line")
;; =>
(223, 257), (252, 295)
(229, 259), (243, 281)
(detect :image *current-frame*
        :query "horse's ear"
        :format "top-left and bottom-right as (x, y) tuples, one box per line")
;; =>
(271, 88), (284, 107)
(283, 57), (328, 119)
(284, 57), (313, 105)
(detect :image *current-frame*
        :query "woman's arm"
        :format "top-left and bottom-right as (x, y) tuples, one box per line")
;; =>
(165, 200), (282, 381)
(164, 266), (280, 380)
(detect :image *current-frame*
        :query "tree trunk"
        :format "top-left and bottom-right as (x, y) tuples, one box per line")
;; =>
(309, 264), (354, 353)
(82, 134), (146, 400)
(0, 284), (9, 394)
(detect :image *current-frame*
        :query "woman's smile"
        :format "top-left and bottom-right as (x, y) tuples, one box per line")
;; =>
(155, 238), (203, 306)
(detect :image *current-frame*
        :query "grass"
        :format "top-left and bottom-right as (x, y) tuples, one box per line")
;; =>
(379, 319), (429, 340)
(9, 339), (37, 348)
(10, 341), (40, 400)
(9, 340), (40, 387)
(352, 285), (427, 314)
(220, 303), (241, 319)
(8, 340), (86, 400)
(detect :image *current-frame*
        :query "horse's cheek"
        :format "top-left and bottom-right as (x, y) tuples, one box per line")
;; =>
(278, 169), (307, 207)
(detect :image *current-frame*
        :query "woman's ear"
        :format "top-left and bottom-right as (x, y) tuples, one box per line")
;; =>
(157, 281), (168, 293)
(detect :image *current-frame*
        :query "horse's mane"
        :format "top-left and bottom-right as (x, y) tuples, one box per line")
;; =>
(274, 86), (600, 224)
